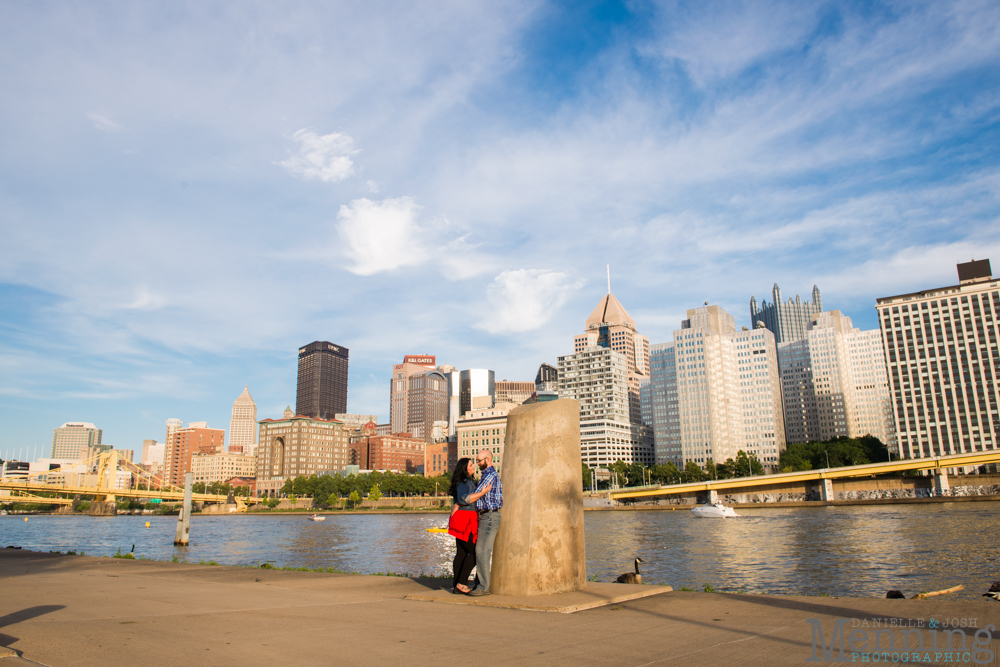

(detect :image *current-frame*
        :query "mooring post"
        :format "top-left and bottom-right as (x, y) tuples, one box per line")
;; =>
(174, 472), (193, 546)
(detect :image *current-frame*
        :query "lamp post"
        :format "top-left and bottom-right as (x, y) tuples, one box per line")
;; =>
(825, 450), (831, 469)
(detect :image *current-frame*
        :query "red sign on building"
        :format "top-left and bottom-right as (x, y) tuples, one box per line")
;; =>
(403, 355), (436, 366)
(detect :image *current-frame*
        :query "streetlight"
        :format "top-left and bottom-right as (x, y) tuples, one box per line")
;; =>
(825, 450), (831, 469)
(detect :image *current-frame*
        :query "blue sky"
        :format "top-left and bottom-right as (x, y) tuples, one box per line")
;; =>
(2, 0), (999, 461)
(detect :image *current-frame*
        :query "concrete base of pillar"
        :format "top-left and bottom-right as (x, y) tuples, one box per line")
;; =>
(820, 479), (834, 502)
(87, 501), (117, 516)
(934, 470), (950, 497)
(491, 399), (586, 597)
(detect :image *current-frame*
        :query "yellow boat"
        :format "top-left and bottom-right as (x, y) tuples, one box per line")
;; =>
(426, 527), (449, 534)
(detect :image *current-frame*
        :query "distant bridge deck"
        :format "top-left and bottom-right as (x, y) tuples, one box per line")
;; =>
(0, 480), (227, 504)
(609, 450), (1000, 501)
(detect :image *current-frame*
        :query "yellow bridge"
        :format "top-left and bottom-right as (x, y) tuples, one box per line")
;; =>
(0, 450), (229, 506)
(609, 450), (1000, 501)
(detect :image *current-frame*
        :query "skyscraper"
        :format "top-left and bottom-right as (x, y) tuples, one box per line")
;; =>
(574, 291), (650, 423)
(561, 290), (653, 468)
(229, 386), (258, 455)
(750, 284), (823, 344)
(779, 311), (895, 448)
(876, 260), (998, 459)
(389, 355), (442, 438)
(646, 343), (680, 465)
(644, 305), (786, 470)
(296, 341), (349, 420)
(559, 346), (653, 467)
(51, 422), (102, 460)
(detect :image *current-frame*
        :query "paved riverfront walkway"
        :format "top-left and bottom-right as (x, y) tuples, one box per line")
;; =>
(1, 549), (999, 666)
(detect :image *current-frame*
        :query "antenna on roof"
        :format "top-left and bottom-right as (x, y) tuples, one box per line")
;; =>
(607, 264), (611, 295)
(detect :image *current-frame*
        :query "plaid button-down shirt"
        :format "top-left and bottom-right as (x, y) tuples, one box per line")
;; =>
(475, 466), (503, 512)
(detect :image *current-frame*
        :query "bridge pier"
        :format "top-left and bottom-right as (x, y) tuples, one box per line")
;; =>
(934, 469), (950, 497)
(819, 479), (834, 501)
(707, 489), (718, 503)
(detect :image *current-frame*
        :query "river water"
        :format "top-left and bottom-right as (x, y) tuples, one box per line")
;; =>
(2, 503), (997, 599)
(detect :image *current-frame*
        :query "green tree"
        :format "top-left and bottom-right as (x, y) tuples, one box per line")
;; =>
(733, 450), (751, 477)
(717, 459), (734, 479)
(704, 458), (717, 480)
(650, 462), (681, 485)
(326, 493), (340, 508)
(581, 463), (593, 490)
(348, 490), (360, 509)
(626, 462), (647, 487)
(368, 484), (382, 502)
(683, 461), (704, 483)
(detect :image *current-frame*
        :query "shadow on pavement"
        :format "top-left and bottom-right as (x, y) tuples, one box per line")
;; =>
(0, 604), (66, 649)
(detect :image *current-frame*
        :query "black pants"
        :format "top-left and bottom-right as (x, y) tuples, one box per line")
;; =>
(453, 536), (476, 589)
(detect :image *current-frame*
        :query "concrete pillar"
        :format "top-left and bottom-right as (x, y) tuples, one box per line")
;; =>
(707, 489), (718, 503)
(934, 469), (950, 497)
(490, 399), (586, 597)
(820, 478), (834, 501)
(174, 472), (193, 546)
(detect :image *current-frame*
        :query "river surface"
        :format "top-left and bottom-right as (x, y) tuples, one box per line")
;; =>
(2, 503), (997, 599)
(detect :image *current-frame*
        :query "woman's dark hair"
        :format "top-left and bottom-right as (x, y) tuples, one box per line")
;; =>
(448, 457), (473, 498)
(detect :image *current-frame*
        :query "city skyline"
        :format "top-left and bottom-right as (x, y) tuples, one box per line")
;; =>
(2, 2), (999, 458)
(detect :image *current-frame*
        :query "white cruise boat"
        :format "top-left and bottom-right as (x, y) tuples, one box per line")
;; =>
(690, 501), (739, 518)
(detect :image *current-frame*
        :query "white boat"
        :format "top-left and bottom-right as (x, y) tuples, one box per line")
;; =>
(690, 501), (739, 518)
(308, 514), (325, 521)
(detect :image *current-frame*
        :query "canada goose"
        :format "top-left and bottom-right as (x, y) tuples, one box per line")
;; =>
(616, 558), (643, 584)
(983, 592), (1000, 601)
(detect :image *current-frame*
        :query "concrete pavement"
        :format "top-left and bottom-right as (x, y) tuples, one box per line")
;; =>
(2, 549), (999, 666)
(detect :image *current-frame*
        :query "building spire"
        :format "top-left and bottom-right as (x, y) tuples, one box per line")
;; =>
(607, 264), (611, 295)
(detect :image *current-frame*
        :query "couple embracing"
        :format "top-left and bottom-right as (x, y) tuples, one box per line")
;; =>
(446, 449), (503, 596)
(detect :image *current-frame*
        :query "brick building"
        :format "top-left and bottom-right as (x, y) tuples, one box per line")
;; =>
(165, 422), (225, 486)
(349, 422), (426, 472)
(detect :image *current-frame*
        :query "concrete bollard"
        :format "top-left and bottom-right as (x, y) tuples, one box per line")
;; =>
(490, 399), (586, 596)
(174, 472), (193, 546)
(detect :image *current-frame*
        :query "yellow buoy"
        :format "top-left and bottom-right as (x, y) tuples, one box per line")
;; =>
(145, 522), (150, 528)
(24, 517), (28, 521)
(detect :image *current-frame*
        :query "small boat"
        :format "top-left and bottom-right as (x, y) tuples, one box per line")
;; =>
(426, 527), (449, 534)
(691, 501), (739, 518)
(308, 514), (325, 521)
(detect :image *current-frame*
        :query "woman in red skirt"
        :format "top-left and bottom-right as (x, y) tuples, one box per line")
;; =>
(447, 457), (492, 594)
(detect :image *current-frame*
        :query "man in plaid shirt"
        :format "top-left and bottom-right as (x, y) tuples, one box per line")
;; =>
(468, 449), (503, 596)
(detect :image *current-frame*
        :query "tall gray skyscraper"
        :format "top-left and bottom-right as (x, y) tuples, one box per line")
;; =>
(296, 341), (349, 420)
(750, 284), (822, 344)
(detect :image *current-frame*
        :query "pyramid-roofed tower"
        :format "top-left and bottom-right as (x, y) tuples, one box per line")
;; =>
(585, 293), (637, 331)
(229, 385), (258, 455)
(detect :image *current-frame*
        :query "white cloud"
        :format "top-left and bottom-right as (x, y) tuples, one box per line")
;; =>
(278, 129), (357, 183)
(87, 111), (125, 132)
(335, 197), (427, 275)
(476, 269), (585, 334)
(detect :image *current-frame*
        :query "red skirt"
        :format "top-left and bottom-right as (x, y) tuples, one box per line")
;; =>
(448, 510), (478, 542)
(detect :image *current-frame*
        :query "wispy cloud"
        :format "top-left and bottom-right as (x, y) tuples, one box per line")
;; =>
(87, 111), (125, 132)
(278, 129), (357, 183)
